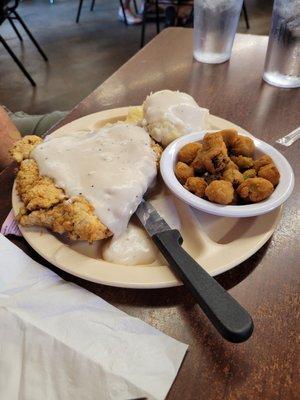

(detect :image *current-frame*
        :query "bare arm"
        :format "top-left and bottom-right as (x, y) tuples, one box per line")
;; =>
(0, 106), (22, 170)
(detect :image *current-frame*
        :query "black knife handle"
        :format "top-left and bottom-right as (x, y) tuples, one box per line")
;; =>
(152, 229), (254, 343)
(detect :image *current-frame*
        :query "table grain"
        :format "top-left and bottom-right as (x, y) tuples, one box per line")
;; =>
(1, 29), (299, 400)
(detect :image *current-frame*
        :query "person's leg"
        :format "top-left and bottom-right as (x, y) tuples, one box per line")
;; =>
(164, 1), (193, 28)
(165, 5), (176, 27)
(10, 110), (68, 137)
(176, 1), (193, 26)
(118, 0), (142, 25)
(0, 106), (22, 170)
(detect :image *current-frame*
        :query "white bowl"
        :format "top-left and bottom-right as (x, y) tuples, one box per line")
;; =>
(160, 131), (294, 218)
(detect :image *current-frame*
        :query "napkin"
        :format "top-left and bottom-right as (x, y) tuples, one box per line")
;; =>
(0, 234), (188, 400)
(1, 209), (22, 236)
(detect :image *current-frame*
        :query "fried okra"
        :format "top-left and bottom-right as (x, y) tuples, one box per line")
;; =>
(258, 163), (280, 186)
(253, 155), (273, 172)
(175, 161), (194, 184)
(224, 160), (239, 171)
(230, 191), (239, 205)
(220, 129), (238, 149)
(230, 155), (254, 169)
(231, 135), (255, 157)
(191, 132), (229, 174)
(175, 130), (280, 206)
(191, 150), (204, 173)
(184, 177), (207, 198)
(222, 169), (244, 188)
(237, 178), (274, 203)
(243, 169), (257, 180)
(203, 172), (222, 184)
(205, 180), (234, 205)
(193, 147), (229, 174)
(203, 132), (227, 153)
(178, 142), (203, 164)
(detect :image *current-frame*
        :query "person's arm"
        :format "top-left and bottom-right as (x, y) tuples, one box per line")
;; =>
(0, 106), (22, 170)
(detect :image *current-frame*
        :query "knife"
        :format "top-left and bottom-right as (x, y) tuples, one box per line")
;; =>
(135, 200), (254, 343)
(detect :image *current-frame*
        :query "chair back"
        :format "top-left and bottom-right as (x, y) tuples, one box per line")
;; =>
(0, 0), (18, 24)
(0, 1), (6, 24)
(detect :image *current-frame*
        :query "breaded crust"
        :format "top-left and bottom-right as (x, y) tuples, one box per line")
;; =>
(10, 135), (43, 163)
(12, 133), (161, 242)
(16, 159), (66, 210)
(15, 158), (112, 242)
(18, 196), (112, 242)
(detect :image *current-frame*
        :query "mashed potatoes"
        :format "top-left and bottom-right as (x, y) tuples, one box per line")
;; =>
(142, 90), (209, 147)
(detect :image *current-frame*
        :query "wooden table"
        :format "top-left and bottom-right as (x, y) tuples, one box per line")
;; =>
(1, 29), (299, 400)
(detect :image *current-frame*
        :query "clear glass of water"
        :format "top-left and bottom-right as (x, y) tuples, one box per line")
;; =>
(193, 0), (244, 64)
(263, 0), (300, 88)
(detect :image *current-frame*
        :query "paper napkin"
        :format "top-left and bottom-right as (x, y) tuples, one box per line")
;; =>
(0, 209), (22, 236)
(0, 234), (187, 400)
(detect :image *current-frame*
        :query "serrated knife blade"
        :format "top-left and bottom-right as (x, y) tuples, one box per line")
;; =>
(135, 199), (173, 237)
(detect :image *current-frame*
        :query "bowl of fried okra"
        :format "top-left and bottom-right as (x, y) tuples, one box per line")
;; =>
(160, 129), (294, 218)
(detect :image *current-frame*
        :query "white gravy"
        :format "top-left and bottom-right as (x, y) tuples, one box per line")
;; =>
(102, 222), (158, 265)
(102, 195), (181, 266)
(143, 90), (209, 144)
(31, 123), (157, 237)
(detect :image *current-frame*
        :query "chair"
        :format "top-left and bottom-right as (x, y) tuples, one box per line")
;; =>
(76, 0), (138, 25)
(141, 0), (193, 47)
(0, 0), (48, 86)
(141, 0), (250, 47)
(242, 1), (250, 30)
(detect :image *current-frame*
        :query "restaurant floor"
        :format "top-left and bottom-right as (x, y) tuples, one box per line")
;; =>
(0, 0), (273, 115)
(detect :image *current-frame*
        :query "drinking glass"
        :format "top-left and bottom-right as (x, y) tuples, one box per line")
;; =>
(193, 0), (244, 64)
(263, 0), (300, 88)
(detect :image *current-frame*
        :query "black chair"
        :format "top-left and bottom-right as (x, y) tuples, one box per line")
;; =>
(242, 1), (250, 30)
(76, 0), (139, 25)
(141, 0), (193, 47)
(0, 0), (48, 86)
(141, 0), (250, 48)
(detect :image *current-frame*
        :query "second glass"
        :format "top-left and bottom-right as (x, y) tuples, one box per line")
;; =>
(193, 0), (244, 64)
(263, 0), (300, 88)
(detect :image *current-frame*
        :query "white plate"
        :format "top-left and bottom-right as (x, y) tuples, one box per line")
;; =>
(12, 108), (282, 288)
(160, 131), (294, 218)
